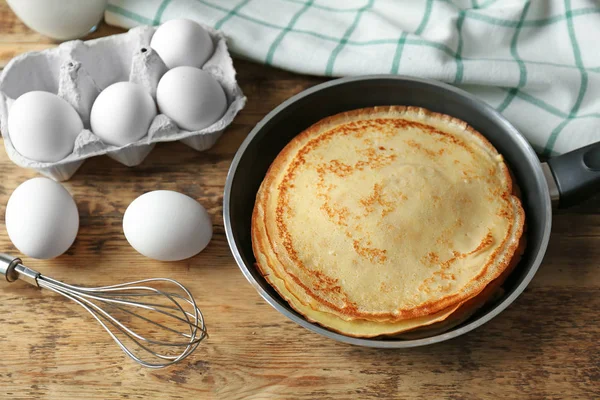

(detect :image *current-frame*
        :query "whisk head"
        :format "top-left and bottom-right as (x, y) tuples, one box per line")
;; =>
(37, 275), (207, 369)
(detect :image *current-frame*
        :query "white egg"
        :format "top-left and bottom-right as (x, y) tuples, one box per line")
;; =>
(8, 91), (83, 162)
(156, 67), (227, 131)
(5, 177), (79, 259)
(123, 191), (212, 261)
(90, 82), (157, 146)
(150, 19), (214, 69)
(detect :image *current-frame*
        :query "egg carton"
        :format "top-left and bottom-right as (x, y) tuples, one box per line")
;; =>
(0, 25), (246, 181)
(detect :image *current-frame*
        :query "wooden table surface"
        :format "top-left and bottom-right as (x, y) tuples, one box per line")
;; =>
(1, 4), (599, 399)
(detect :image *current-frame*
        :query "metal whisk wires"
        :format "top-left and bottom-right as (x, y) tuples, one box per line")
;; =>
(0, 254), (207, 368)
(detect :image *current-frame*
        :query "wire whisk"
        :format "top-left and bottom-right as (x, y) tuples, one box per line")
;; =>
(0, 254), (207, 369)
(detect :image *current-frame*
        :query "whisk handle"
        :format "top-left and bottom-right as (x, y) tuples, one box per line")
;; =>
(0, 254), (40, 287)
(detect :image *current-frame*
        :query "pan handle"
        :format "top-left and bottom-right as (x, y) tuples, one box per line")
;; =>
(546, 141), (600, 208)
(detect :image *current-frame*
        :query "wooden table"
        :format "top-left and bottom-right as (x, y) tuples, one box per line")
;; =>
(1, 4), (599, 399)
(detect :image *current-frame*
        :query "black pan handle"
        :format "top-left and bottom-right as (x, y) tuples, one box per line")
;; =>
(546, 141), (600, 208)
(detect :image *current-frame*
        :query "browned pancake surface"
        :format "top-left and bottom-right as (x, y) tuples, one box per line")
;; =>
(252, 106), (525, 335)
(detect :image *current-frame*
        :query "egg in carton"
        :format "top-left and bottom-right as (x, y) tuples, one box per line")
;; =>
(0, 25), (246, 181)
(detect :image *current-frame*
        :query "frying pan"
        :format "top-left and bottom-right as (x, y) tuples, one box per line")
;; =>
(223, 75), (600, 348)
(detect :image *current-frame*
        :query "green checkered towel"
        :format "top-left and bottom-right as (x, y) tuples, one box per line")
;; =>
(105, 0), (600, 156)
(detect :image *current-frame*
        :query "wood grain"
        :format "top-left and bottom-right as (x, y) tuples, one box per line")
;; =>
(0, 4), (599, 399)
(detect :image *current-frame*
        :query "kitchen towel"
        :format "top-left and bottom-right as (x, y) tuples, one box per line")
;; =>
(105, 0), (600, 156)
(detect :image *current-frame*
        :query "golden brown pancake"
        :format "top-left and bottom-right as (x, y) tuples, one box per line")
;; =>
(395, 233), (525, 339)
(252, 106), (525, 337)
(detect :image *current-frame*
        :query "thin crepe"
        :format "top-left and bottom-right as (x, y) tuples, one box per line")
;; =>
(252, 106), (525, 335)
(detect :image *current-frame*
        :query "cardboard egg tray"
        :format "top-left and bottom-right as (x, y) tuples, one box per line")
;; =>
(0, 25), (246, 181)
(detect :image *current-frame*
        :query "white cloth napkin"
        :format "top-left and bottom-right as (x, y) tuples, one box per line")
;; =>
(106, 0), (600, 155)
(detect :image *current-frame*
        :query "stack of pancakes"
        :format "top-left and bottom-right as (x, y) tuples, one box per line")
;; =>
(252, 106), (525, 337)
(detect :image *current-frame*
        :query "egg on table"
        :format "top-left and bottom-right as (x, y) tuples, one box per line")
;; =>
(7, 91), (83, 162)
(156, 67), (227, 132)
(150, 19), (214, 69)
(90, 82), (157, 146)
(123, 190), (213, 261)
(5, 177), (79, 259)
